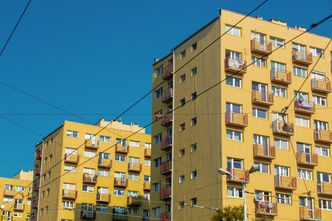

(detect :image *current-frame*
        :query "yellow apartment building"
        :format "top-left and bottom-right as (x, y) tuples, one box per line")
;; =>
(0, 170), (33, 221)
(30, 119), (152, 221)
(151, 9), (332, 221)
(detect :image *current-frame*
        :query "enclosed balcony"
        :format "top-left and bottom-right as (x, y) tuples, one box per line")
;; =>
(224, 57), (247, 74)
(162, 63), (173, 80)
(3, 189), (16, 197)
(317, 182), (332, 197)
(225, 112), (248, 127)
(144, 149), (151, 158)
(128, 162), (142, 173)
(274, 175), (296, 190)
(96, 193), (111, 203)
(35, 150), (42, 160)
(311, 78), (331, 93)
(114, 178), (128, 188)
(161, 113), (172, 127)
(127, 196), (142, 206)
(160, 160), (172, 175)
(272, 120), (294, 136)
(253, 144), (276, 160)
(62, 189), (77, 200)
(251, 39), (272, 55)
(160, 212), (171, 221)
(296, 152), (318, 167)
(255, 201), (277, 217)
(64, 153), (79, 164)
(299, 207), (321, 221)
(294, 100), (315, 115)
(314, 129), (332, 144)
(161, 136), (172, 151)
(115, 144), (129, 154)
(98, 158), (112, 169)
(226, 168), (249, 183)
(82, 174), (97, 184)
(143, 182), (151, 191)
(14, 203), (24, 211)
(270, 69), (292, 84)
(292, 51), (313, 66)
(252, 91), (273, 106)
(85, 139), (99, 150)
(160, 186), (171, 200)
(162, 87), (173, 103)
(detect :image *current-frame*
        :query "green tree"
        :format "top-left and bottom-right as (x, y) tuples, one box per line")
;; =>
(212, 205), (244, 221)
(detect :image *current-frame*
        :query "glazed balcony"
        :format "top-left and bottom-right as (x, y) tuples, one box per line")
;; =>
(299, 207), (321, 221)
(251, 39), (272, 55)
(143, 182), (151, 191)
(3, 189), (16, 197)
(161, 136), (172, 151)
(272, 120), (294, 136)
(270, 69), (292, 84)
(161, 113), (172, 127)
(35, 150), (42, 160)
(96, 193), (111, 203)
(128, 162), (142, 173)
(311, 78), (331, 93)
(226, 168), (249, 183)
(62, 189), (77, 200)
(314, 129), (332, 144)
(81, 209), (96, 220)
(98, 158), (112, 169)
(253, 144), (276, 160)
(317, 182), (332, 197)
(160, 186), (171, 200)
(85, 139), (99, 150)
(115, 144), (129, 154)
(292, 51), (313, 66)
(252, 91), (273, 106)
(162, 87), (173, 103)
(127, 196), (142, 206)
(114, 178), (128, 188)
(162, 63), (173, 80)
(64, 153), (79, 164)
(82, 173), (97, 184)
(294, 100), (315, 115)
(14, 203), (24, 211)
(225, 112), (248, 127)
(34, 167), (41, 176)
(274, 175), (297, 190)
(160, 212), (171, 221)
(255, 201), (277, 217)
(296, 152), (318, 167)
(144, 149), (151, 158)
(224, 57), (247, 74)
(160, 160), (172, 175)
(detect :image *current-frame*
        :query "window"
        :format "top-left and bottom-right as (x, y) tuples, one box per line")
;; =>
(152, 183), (160, 192)
(227, 158), (243, 169)
(252, 56), (266, 67)
(180, 74), (186, 83)
(179, 201), (185, 209)
(64, 165), (76, 173)
(191, 92), (197, 100)
(83, 168), (95, 175)
(226, 129), (243, 141)
(82, 185), (94, 193)
(190, 170), (197, 179)
(3, 197), (13, 202)
(129, 140), (140, 147)
(179, 98), (186, 106)
(152, 207), (160, 217)
(226, 75), (242, 88)
(226, 102), (242, 113)
(63, 183), (75, 190)
(66, 130), (78, 138)
(179, 175), (185, 183)
(317, 172), (331, 183)
(297, 142), (312, 154)
(295, 116), (310, 128)
(191, 143), (198, 152)
(252, 107), (268, 119)
(320, 199), (332, 210)
(179, 123), (185, 132)
(15, 186), (24, 191)
(226, 50), (241, 60)
(313, 95), (327, 106)
(128, 208), (139, 215)
(294, 91), (309, 101)
(274, 138), (289, 150)
(100, 136), (110, 142)
(128, 190), (139, 197)
(97, 169), (109, 177)
(314, 120), (329, 131)
(293, 66), (307, 77)
(179, 148), (185, 157)
(84, 151), (96, 158)
(13, 212), (23, 217)
(254, 162), (270, 174)
(114, 189), (125, 196)
(144, 175), (151, 182)
(180, 50), (186, 59)
(191, 198), (197, 206)
(315, 146), (329, 157)
(274, 165), (290, 176)
(298, 169), (313, 180)
(114, 172), (126, 179)
(310, 47), (323, 57)
(270, 37), (285, 48)
(154, 158), (161, 167)
(155, 87), (163, 98)
(62, 201), (74, 209)
(191, 42), (197, 51)
(155, 65), (163, 77)
(272, 86), (287, 98)
(153, 134), (162, 144)
(227, 186), (243, 198)
(191, 67), (198, 76)
(144, 159), (151, 166)
(225, 24), (241, 36)
(276, 193), (291, 204)
(191, 117), (197, 126)
(115, 155), (126, 162)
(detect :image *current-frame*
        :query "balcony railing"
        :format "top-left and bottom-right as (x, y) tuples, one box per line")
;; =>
(62, 189), (77, 200)
(314, 129), (332, 143)
(96, 193), (111, 203)
(160, 186), (171, 200)
(98, 158), (112, 169)
(143, 182), (151, 191)
(161, 136), (172, 151)
(311, 78), (331, 93)
(64, 153), (79, 164)
(144, 149), (151, 158)
(253, 144), (275, 160)
(251, 91), (273, 106)
(251, 39), (272, 55)
(296, 152), (318, 167)
(317, 182), (332, 196)
(299, 207), (321, 221)
(14, 203), (24, 211)
(225, 112), (248, 127)
(162, 87), (173, 103)
(85, 139), (99, 150)
(80, 209), (96, 220)
(114, 178), (128, 188)
(161, 113), (172, 127)
(255, 201), (277, 216)
(160, 212), (171, 221)
(272, 120), (294, 136)
(294, 100), (315, 114)
(270, 69), (292, 84)
(82, 174), (97, 184)
(115, 144), (129, 154)
(127, 196), (142, 206)
(162, 63), (173, 80)
(34, 167), (41, 176)
(224, 57), (247, 74)
(32, 200), (38, 208)
(292, 51), (313, 66)
(226, 168), (249, 183)
(160, 160), (172, 175)
(274, 175), (296, 190)
(3, 189), (16, 197)
(35, 150), (42, 160)
(128, 162), (142, 172)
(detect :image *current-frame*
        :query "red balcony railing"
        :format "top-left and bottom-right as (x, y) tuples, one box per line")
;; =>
(161, 136), (172, 151)
(161, 113), (172, 127)
(35, 150), (42, 160)
(162, 63), (173, 80)
(160, 186), (171, 200)
(160, 160), (172, 175)
(34, 167), (41, 176)
(162, 87), (173, 103)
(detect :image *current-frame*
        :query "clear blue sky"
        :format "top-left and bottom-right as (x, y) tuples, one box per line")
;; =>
(0, 0), (331, 177)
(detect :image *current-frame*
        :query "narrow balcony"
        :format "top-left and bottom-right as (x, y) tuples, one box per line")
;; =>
(62, 189), (77, 200)
(161, 113), (172, 127)
(98, 158), (112, 169)
(143, 182), (151, 191)
(274, 175), (296, 190)
(251, 91), (273, 106)
(314, 129), (332, 144)
(115, 144), (129, 154)
(292, 51), (313, 66)
(4, 189), (15, 197)
(294, 100), (315, 115)
(14, 203), (24, 211)
(35, 150), (42, 160)
(34, 167), (41, 176)
(311, 78), (331, 93)
(296, 152), (318, 167)
(128, 162), (142, 173)
(160, 186), (171, 201)
(32, 200), (38, 208)
(144, 149), (151, 158)
(270, 69), (292, 84)
(96, 193), (111, 203)
(81, 209), (96, 220)
(255, 201), (277, 217)
(162, 87), (173, 103)
(251, 39), (272, 55)
(85, 139), (99, 150)
(114, 178), (128, 188)
(160, 212), (171, 221)
(82, 174), (97, 184)
(127, 196), (142, 207)
(299, 207), (321, 221)
(224, 57), (247, 74)
(226, 168), (249, 183)
(64, 154), (79, 164)
(253, 144), (276, 160)
(317, 182), (332, 197)
(225, 112), (248, 127)
(160, 160), (172, 175)
(161, 136), (172, 151)
(162, 63), (173, 80)
(272, 120), (294, 136)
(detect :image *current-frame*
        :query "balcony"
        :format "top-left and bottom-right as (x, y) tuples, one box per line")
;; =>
(34, 167), (41, 176)
(64, 153), (79, 164)
(160, 212), (171, 221)
(251, 39), (272, 55)
(292, 51), (313, 66)
(127, 196), (142, 206)
(162, 87), (173, 103)
(115, 144), (129, 154)
(162, 63), (173, 80)
(14, 203), (24, 211)
(160, 160), (172, 175)
(35, 150), (42, 160)
(317, 182), (332, 197)
(226, 168), (249, 183)
(114, 178), (128, 188)
(144, 149), (151, 158)
(3, 189), (15, 197)
(251, 91), (273, 106)
(272, 120), (294, 136)
(311, 78), (331, 93)
(314, 129), (332, 144)
(296, 152), (318, 167)
(82, 174), (97, 184)
(32, 200), (38, 208)
(98, 158), (112, 169)
(253, 144), (276, 160)
(255, 201), (277, 217)
(128, 162), (142, 173)
(161, 136), (172, 151)
(96, 193), (111, 203)
(28, 192), (32, 198)
(224, 57), (247, 74)
(80, 209), (96, 220)
(85, 139), (99, 150)
(161, 113), (172, 127)
(143, 182), (151, 191)
(270, 69), (292, 84)
(274, 175), (296, 190)
(225, 112), (248, 127)
(160, 186), (171, 200)
(299, 207), (321, 221)
(62, 189), (77, 200)
(294, 100), (315, 115)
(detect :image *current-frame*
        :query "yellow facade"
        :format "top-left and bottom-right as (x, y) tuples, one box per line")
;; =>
(152, 9), (332, 221)
(31, 119), (151, 221)
(0, 170), (33, 221)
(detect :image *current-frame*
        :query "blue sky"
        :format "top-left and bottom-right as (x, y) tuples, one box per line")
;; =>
(0, 0), (331, 177)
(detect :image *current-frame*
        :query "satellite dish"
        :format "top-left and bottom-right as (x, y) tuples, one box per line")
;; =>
(254, 192), (264, 201)
(0, 204), (5, 210)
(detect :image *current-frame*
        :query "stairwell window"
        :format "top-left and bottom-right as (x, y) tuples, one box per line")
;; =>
(191, 117), (197, 126)
(191, 42), (198, 51)
(225, 24), (241, 37)
(191, 67), (198, 76)
(226, 129), (243, 142)
(179, 98), (186, 106)
(190, 170), (197, 180)
(180, 50), (186, 59)
(180, 74), (186, 83)
(178, 175), (185, 184)
(152, 183), (160, 192)
(152, 207), (160, 217)
(191, 92), (197, 100)
(153, 134), (162, 144)
(179, 123), (185, 132)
